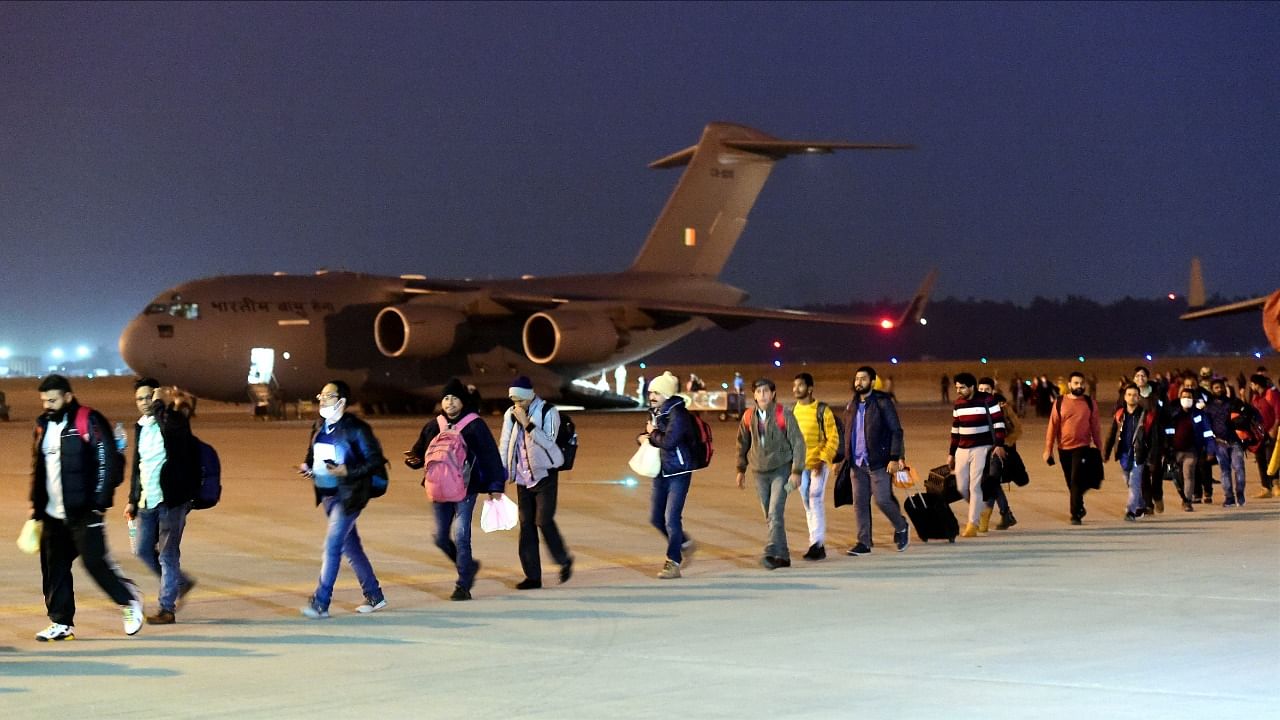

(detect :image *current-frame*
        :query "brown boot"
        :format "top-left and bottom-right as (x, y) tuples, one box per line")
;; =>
(960, 523), (979, 538)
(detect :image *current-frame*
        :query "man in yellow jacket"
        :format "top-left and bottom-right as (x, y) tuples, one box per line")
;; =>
(791, 373), (840, 560)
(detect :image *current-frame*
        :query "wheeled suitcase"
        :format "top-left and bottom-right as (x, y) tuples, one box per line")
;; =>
(904, 492), (959, 543)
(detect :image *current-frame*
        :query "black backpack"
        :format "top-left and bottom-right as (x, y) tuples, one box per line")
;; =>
(190, 436), (222, 510)
(542, 405), (577, 471)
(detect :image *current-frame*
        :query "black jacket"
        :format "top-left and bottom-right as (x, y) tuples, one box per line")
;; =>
(408, 412), (505, 496)
(647, 396), (697, 477)
(30, 401), (122, 520)
(129, 401), (200, 508)
(841, 391), (905, 471)
(304, 413), (387, 512)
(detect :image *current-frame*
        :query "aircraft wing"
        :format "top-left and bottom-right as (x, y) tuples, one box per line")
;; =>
(1180, 296), (1268, 320)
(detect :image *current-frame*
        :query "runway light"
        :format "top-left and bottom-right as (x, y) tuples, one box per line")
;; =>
(1144, 354), (1153, 361)
(622, 477), (639, 487)
(919, 317), (928, 326)
(772, 340), (782, 349)
(879, 318), (895, 329)
(76, 345), (91, 359)
(282, 352), (291, 360)
(980, 357), (988, 364)
(890, 357), (899, 365)
(773, 360), (782, 368)
(1167, 293), (1177, 300)
(50, 347), (65, 360)
(1078, 356), (1086, 363)
(639, 362), (646, 369)
(1255, 352), (1264, 359)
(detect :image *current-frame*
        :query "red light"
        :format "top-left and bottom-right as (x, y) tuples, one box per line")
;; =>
(772, 340), (782, 349)
(879, 319), (895, 329)
(1167, 293), (1177, 301)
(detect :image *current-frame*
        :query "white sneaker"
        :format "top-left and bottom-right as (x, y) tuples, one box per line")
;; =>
(35, 623), (75, 642)
(122, 601), (144, 636)
(300, 597), (330, 619)
(355, 597), (388, 614)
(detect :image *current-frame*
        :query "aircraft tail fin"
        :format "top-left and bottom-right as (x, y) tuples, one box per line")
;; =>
(895, 269), (937, 327)
(1188, 257), (1205, 309)
(627, 122), (912, 278)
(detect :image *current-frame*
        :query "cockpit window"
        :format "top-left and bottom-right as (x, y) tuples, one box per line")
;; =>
(145, 302), (199, 319)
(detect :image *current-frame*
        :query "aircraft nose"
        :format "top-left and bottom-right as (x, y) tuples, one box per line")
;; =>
(119, 314), (152, 376)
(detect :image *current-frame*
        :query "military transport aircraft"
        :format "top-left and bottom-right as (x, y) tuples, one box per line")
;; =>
(120, 121), (932, 409)
(1182, 292), (1280, 353)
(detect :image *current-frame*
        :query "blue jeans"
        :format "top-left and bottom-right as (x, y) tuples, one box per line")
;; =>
(433, 494), (479, 588)
(135, 502), (193, 612)
(1122, 463), (1145, 514)
(1214, 441), (1247, 501)
(650, 474), (691, 564)
(314, 496), (382, 611)
(753, 470), (790, 559)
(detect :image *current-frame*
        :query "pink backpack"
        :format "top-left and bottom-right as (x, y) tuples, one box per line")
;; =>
(423, 413), (479, 503)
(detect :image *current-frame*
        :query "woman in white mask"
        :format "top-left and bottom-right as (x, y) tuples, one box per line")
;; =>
(297, 381), (388, 618)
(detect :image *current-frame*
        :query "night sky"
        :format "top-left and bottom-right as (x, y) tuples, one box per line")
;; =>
(2, 2), (1277, 359)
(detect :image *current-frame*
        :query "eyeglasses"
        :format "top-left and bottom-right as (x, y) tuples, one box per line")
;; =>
(316, 393), (340, 403)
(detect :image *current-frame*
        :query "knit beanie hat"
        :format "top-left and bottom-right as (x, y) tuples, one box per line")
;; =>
(442, 378), (470, 403)
(508, 376), (535, 401)
(649, 371), (679, 399)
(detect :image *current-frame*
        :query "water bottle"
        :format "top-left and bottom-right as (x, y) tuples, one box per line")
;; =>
(114, 422), (127, 452)
(127, 518), (138, 554)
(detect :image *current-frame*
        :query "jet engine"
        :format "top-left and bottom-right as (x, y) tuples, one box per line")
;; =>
(523, 310), (620, 365)
(374, 303), (466, 358)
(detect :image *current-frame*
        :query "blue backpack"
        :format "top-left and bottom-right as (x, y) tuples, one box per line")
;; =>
(191, 437), (222, 510)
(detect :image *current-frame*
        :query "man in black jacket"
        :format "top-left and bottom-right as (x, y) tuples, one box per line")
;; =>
(843, 366), (910, 556)
(125, 378), (200, 625)
(30, 374), (142, 641)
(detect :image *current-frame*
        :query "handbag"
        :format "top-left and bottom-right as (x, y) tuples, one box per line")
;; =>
(479, 494), (518, 533)
(833, 460), (853, 507)
(628, 442), (661, 478)
(1072, 446), (1105, 490)
(16, 519), (42, 555)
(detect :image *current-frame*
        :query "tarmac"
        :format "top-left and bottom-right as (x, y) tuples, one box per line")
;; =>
(0, 390), (1277, 719)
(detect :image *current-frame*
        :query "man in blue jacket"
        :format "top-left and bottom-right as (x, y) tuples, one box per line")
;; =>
(643, 371), (698, 579)
(843, 366), (910, 556)
(298, 381), (388, 618)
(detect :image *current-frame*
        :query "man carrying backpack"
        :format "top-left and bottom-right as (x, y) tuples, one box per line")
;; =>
(499, 376), (573, 590)
(790, 372), (839, 560)
(1043, 371), (1102, 525)
(297, 381), (388, 618)
(845, 366), (911, 555)
(641, 371), (698, 579)
(735, 378), (805, 570)
(124, 378), (200, 625)
(30, 374), (143, 641)
(406, 378), (505, 601)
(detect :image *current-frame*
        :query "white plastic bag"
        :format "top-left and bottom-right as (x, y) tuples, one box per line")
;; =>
(16, 519), (42, 555)
(480, 494), (518, 533)
(628, 442), (661, 478)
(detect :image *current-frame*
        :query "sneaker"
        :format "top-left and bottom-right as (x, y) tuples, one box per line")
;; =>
(355, 596), (387, 614)
(35, 623), (75, 642)
(123, 601), (144, 636)
(515, 578), (542, 590)
(995, 512), (1017, 530)
(846, 543), (872, 556)
(1123, 511), (1138, 522)
(894, 526), (910, 552)
(450, 585), (472, 601)
(146, 609), (176, 625)
(300, 596), (330, 619)
(1223, 499), (1236, 508)
(1182, 501), (1194, 512)
(657, 559), (681, 579)
(802, 543), (826, 560)
(1236, 495), (1245, 507)
(559, 557), (573, 584)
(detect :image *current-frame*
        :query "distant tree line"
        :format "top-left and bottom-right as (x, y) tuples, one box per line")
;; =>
(648, 295), (1265, 364)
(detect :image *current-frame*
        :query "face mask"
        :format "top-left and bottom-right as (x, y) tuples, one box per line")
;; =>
(319, 402), (343, 421)
(1070, 387), (1085, 396)
(1180, 398), (1194, 410)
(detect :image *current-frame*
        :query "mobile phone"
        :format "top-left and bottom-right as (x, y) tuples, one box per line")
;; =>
(1047, 455), (1056, 467)
(324, 459), (337, 467)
